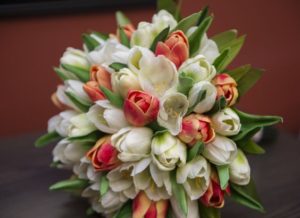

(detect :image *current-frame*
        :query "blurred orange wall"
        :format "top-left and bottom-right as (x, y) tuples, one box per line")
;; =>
(0, 0), (299, 136)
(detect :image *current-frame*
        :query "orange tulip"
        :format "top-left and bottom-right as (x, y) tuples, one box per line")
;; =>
(200, 171), (230, 208)
(133, 192), (169, 218)
(155, 30), (189, 68)
(212, 74), (238, 106)
(178, 114), (215, 146)
(83, 65), (112, 102)
(86, 136), (120, 171)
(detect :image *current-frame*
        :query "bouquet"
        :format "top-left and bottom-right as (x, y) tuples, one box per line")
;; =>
(35, 1), (282, 217)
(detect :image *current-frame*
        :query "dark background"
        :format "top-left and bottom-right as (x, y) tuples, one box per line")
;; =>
(0, 0), (299, 137)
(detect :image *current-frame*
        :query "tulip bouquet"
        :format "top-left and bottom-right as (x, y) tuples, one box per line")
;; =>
(35, 1), (282, 217)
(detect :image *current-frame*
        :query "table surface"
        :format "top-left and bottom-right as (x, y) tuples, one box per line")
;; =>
(0, 130), (300, 218)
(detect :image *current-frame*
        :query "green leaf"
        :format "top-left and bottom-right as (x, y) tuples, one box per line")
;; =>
(196, 6), (209, 25)
(113, 200), (132, 218)
(230, 178), (265, 213)
(187, 90), (207, 114)
(53, 67), (69, 81)
(231, 109), (282, 141)
(173, 11), (202, 33)
(188, 16), (213, 56)
(216, 165), (229, 190)
(213, 48), (230, 72)
(116, 11), (131, 27)
(49, 178), (89, 191)
(100, 175), (109, 197)
(199, 203), (221, 218)
(109, 62), (128, 72)
(205, 96), (226, 115)
(171, 171), (188, 216)
(237, 68), (263, 97)
(65, 91), (91, 112)
(35, 131), (61, 148)
(177, 73), (195, 95)
(150, 26), (170, 52)
(92, 31), (109, 40)
(119, 27), (130, 47)
(240, 140), (265, 155)
(61, 64), (90, 82)
(157, 0), (181, 21)
(147, 121), (166, 132)
(212, 29), (238, 51)
(226, 64), (251, 82)
(86, 207), (95, 216)
(68, 131), (103, 144)
(82, 33), (100, 51)
(100, 86), (124, 108)
(235, 127), (261, 148)
(187, 141), (204, 162)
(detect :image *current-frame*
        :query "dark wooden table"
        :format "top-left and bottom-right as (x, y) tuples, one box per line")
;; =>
(1, 130), (300, 218)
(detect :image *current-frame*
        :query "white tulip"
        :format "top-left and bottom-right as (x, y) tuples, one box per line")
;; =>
(60, 47), (90, 70)
(52, 139), (88, 167)
(186, 28), (220, 64)
(111, 127), (153, 162)
(47, 110), (79, 137)
(88, 39), (129, 66)
(211, 108), (241, 136)
(65, 80), (92, 104)
(229, 149), (251, 185)
(157, 92), (189, 135)
(151, 131), (187, 171)
(54, 84), (84, 111)
(152, 10), (177, 30)
(127, 46), (155, 74)
(138, 52), (178, 97)
(87, 100), (129, 134)
(132, 160), (172, 201)
(68, 113), (97, 137)
(179, 55), (216, 82)
(176, 156), (211, 200)
(203, 135), (237, 165)
(73, 157), (100, 181)
(83, 32), (106, 52)
(107, 163), (139, 199)
(111, 67), (141, 97)
(188, 81), (217, 114)
(171, 196), (199, 218)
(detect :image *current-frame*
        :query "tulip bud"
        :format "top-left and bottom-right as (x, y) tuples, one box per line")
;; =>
(60, 47), (90, 70)
(65, 80), (92, 105)
(179, 55), (216, 82)
(53, 139), (87, 167)
(212, 73), (238, 106)
(211, 108), (241, 136)
(68, 113), (97, 137)
(87, 100), (129, 134)
(111, 68), (141, 98)
(188, 81), (217, 114)
(177, 156), (211, 200)
(151, 131), (187, 171)
(83, 81), (106, 102)
(178, 114), (215, 146)
(133, 191), (169, 218)
(229, 149), (251, 185)
(200, 171), (230, 208)
(157, 92), (189, 135)
(203, 135), (237, 165)
(86, 136), (120, 171)
(155, 30), (189, 68)
(124, 90), (159, 126)
(111, 127), (153, 162)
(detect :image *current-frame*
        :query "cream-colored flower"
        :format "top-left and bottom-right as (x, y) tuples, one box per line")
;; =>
(179, 55), (216, 82)
(157, 92), (189, 135)
(111, 68), (141, 97)
(68, 113), (97, 137)
(111, 127), (153, 162)
(188, 81), (217, 114)
(151, 131), (187, 171)
(87, 100), (129, 134)
(73, 157), (100, 181)
(229, 149), (251, 185)
(211, 108), (241, 136)
(203, 135), (237, 165)
(152, 10), (177, 30)
(60, 47), (90, 70)
(177, 156), (211, 200)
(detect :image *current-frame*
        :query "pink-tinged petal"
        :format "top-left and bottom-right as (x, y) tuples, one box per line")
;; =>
(133, 192), (152, 218)
(171, 42), (189, 68)
(90, 65), (112, 90)
(155, 42), (171, 57)
(83, 82), (106, 102)
(145, 203), (157, 218)
(156, 200), (169, 218)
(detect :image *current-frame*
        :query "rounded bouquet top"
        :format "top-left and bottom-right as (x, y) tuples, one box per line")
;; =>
(36, 2), (282, 218)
